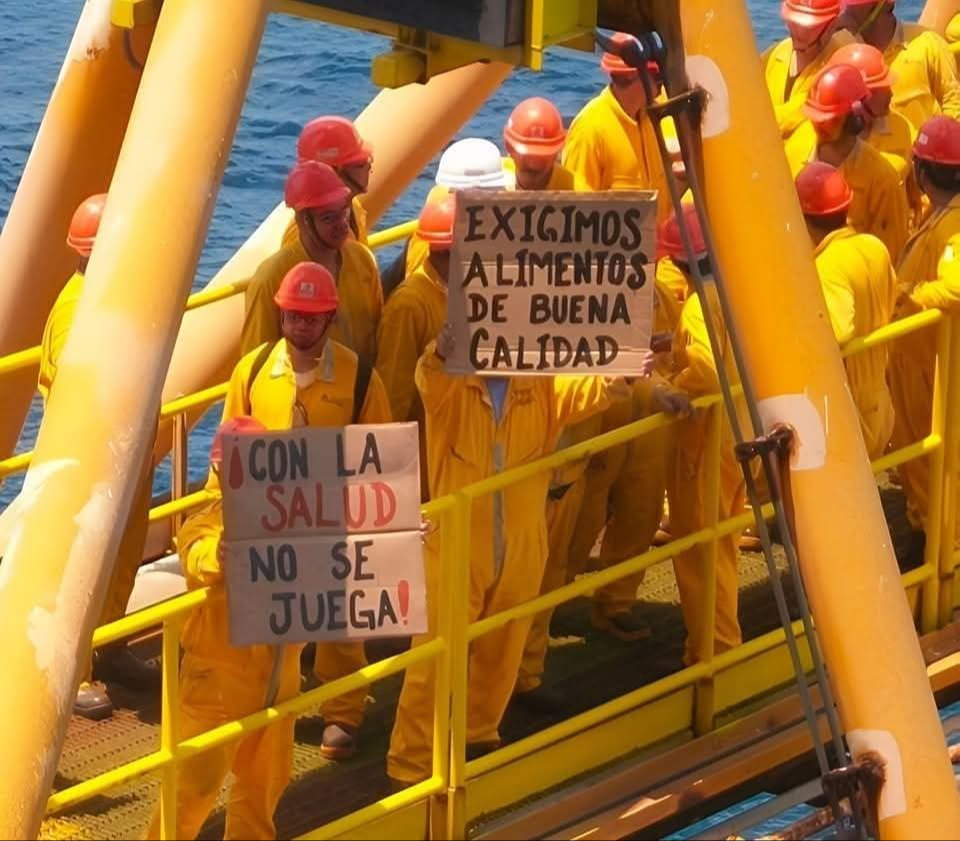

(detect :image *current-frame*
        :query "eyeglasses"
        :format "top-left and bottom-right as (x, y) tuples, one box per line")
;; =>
(283, 311), (334, 327)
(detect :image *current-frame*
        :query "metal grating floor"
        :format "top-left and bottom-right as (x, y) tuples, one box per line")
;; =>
(40, 483), (921, 840)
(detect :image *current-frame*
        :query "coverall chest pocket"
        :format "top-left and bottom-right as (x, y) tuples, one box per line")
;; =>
(502, 391), (549, 467)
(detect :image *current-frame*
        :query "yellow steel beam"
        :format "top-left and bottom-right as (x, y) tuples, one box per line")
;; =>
(111, 0), (162, 28)
(681, 0), (960, 834)
(0, 1), (269, 835)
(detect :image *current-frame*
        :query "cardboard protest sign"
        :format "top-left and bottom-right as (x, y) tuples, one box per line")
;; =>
(219, 423), (427, 644)
(447, 189), (658, 375)
(223, 532), (426, 645)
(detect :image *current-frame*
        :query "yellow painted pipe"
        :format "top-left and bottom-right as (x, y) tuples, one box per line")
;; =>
(155, 60), (512, 455)
(679, 2), (960, 836)
(0, 0), (154, 463)
(919, 0), (960, 34)
(0, 1), (267, 836)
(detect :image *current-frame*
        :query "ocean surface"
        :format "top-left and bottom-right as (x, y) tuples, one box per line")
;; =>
(0, 0), (926, 504)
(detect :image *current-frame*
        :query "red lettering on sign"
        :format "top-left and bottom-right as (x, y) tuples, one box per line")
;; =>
(315, 483), (341, 528)
(372, 482), (397, 527)
(398, 579), (409, 625)
(261, 485), (287, 531)
(342, 485), (367, 529)
(287, 486), (312, 529)
(228, 445), (244, 489)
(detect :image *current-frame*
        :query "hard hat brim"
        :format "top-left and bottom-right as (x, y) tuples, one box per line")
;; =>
(66, 234), (94, 257)
(504, 136), (566, 159)
(273, 295), (339, 314)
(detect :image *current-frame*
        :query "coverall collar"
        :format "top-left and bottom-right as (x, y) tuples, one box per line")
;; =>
(272, 339), (336, 383)
(814, 224), (858, 257)
(465, 375), (534, 418)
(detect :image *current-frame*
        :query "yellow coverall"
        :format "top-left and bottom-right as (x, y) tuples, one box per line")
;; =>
(867, 110), (926, 228)
(387, 351), (610, 783)
(375, 257), (447, 424)
(281, 194), (369, 248)
(221, 338), (393, 732)
(144, 503), (303, 840)
(374, 255), (447, 499)
(889, 196), (960, 525)
(562, 85), (670, 223)
(565, 258), (686, 624)
(667, 283), (749, 665)
(814, 227), (897, 458)
(39, 272), (153, 633)
(885, 22), (960, 135)
(516, 415), (601, 693)
(239, 236), (382, 361)
(762, 32), (855, 140)
(785, 132), (910, 262)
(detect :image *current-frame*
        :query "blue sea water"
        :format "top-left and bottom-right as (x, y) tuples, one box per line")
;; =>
(0, 0), (926, 505)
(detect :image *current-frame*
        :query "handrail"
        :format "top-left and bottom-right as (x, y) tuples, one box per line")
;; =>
(31, 282), (958, 836)
(0, 217), (418, 378)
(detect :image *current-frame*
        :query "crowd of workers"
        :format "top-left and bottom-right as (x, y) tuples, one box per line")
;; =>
(32, 0), (960, 837)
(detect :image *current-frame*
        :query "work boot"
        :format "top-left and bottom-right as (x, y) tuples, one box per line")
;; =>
(512, 684), (565, 715)
(94, 646), (161, 691)
(320, 723), (358, 761)
(591, 607), (653, 642)
(74, 681), (114, 721)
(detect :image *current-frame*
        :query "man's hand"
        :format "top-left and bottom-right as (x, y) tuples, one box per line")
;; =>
(420, 517), (437, 543)
(650, 332), (673, 354)
(436, 323), (455, 360)
(652, 384), (694, 418)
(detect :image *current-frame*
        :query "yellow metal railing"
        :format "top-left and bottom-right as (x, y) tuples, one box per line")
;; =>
(35, 303), (960, 839)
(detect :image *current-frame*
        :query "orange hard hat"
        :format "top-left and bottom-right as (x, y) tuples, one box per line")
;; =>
(297, 116), (372, 168)
(780, 0), (841, 28)
(284, 160), (351, 212)
(914, 116), (960, 166)
(417, 193), (456, 250)
(803, 63), (869, 123)
(67, 193), (107, 257)
(829, 43), (893, 89)
(210, 416), (267, 465)
(274, 262), (340, 314)
(504, 97), (566, 159)
(600, 32), (660, 79)
(795, 161), (853, 216)
(657, 203), (706, 261)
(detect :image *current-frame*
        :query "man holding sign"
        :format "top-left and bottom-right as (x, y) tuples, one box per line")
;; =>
(145, 418), (301, 841)
(386, 321), (625, 785)
(221, 261), (393, 761)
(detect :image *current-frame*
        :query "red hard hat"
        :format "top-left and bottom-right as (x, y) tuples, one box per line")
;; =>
(504, 97), (566, 159)
(67, 193), (107, 257)
(803, 64), (870, 123)
(795, 161), (853, 216)
(210, 416), (267, 465)
(600, 32), (660, 79)
(297, 116), (373, 168)
(284, 160), (351, 212)
(417, 193), (456, 250)
(657, 203), (706, 261)
(780, 0), (841, 28)
(914, 116), (960, 166)
(274, 262), (340, 314)
(829, 43), (893, 89)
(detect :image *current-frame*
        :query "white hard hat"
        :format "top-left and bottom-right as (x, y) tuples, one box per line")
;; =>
(435, 138), (513, 189)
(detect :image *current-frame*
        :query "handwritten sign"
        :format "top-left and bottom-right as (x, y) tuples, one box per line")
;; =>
(220, 423), (427, 644)
(446, 189), (658, 375)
